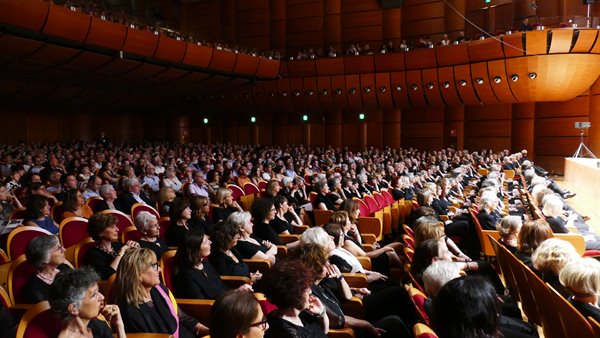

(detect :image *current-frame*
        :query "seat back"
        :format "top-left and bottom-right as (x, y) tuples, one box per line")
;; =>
(59, 217), (89, 248)
(158, 216), (171, 240)
(363, 195), (380, 214)
(8, 255), (36, 304)
(507, 251), (541, 325)
(382, 190), (395, 205)
(353, 198), (371, 217)
(99, 209), (134, 232)
(15, 301), (61, 338)
(523, 265), (565, 338)
(160, 250), (177, 290)
(86, 196), (104, 213)
(226, 184), (245, 201)
(243, 183), (259, 196)
(9, 208), (27, 220)
(589, 317), (600, 337)
(309, 192), (317, 208)
(373, 192), (388, 208)
(401, 234), (415, 249)
(121, 226), (142, 243)
(313, 209), (333, 226)
(50, 201), (63, 224)
(73, 237), (95, 268)
(548, 283), (594, 338)
(413, 323), (438, 338)
(402, 224), (414, 238)
(0, 248), (8, 265)
(488, 235), (520, 302)
(7, 226), (53, 261)
(131, 203), (160, 221)
(258, 180), (268, 191)
(406, 285), (430, 325)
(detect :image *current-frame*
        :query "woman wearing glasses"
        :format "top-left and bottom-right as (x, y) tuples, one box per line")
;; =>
(48, 267), (126, 338)
(210, 290), (268, 338)
(115, 248), (208, 337)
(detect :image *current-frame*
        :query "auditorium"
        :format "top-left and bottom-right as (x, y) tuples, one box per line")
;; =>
(0, 0), (600, 337)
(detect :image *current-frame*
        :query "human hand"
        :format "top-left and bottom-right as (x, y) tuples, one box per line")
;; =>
(354, 287), (371, 297)
(366, 324), (385, 337)
(306, 294), (326, 316)
(100, 304), (123, 327)
(250, 270), (262, 282)
(325, 263), (342, 279)
(262, 240), (273, 249)
(125, 240), (140, 249)
(237, 283), (254, 292)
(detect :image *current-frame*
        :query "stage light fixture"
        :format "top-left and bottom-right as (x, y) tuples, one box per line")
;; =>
(293, 91), (300, 97)
(395, 85), (402, 91)
(302, 115), (308, 121)
(476, 78), (484, 85)
(511, 74), (519, 82)
(335, 88), (342, 95)
(359, 113), (365, 120)
(459, 80), (467, 87)
(426, 83), (434, 90)
(364, 87), (371, 93)
(379, 86), (386, 93)
(244, 93), (250, 98)
(321, 89), (328, 96)
(250, 116), (256, 123)
(203, 118), (208, 124)
(528, 72), (537, 79)
(281, 91), (287, 97)
(307, 90), (314, 96)
(411, 84), (418, 91)
(493, 76), (502, 84)
(442, 82), (450, 89)
(269, 92), (275, 97)
(349, 88), (356, 94)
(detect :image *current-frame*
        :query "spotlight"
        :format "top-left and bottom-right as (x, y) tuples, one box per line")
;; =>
(476, 78), (484, 85)
(281, 91), (287, 97)
(321, 89), (328, 96)
(335, 88), (342, 95)
(364, 87), (371, 93)
(395, 85), (402, 91)
(511, 74), (519, 82)
(307, 90), (314, 96)
(250, 116), (256, 123)
(426, 83), (434, 90)
(493, 76), (502, 84)
(203, 118), (209, 124)
(269, 92), (275, 97)
(302, 115), (308, 121)
(442, 82), (450, 89)
(293, 91), (300, 97)
(459, 80), (467, 87)
(349, 88), (356, 94)
(359, 113), (365, 120)
(411, 84), (418, 91)
(379, 86), (386, 93)
(528, 72), (537, 79)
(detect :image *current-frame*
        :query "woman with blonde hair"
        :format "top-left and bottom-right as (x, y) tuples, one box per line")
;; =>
(189, 195), (214, 234)
(532, 238), (579, 297)
(115, 248), (208, 337)
(496, 216), (522, 254)
(559, 257), (600, 322)
(212, 187), (243, 223)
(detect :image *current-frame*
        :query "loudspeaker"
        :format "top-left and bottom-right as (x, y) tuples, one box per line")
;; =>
(381, 0), (404, 8)
(583, 0), (596, 4)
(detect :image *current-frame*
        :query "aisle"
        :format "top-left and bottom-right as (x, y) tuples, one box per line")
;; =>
(554, 176), (600, 234)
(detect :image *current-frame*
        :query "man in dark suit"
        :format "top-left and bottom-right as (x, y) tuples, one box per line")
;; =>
(116, 177), (153, 215)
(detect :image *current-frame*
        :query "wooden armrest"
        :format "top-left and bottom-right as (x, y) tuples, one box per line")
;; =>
(276, 245), (288, 257)
(243, 258), (273, 274)
(566, 226), (579, 233)
(356, 256), (372, 270)
(0, 262), (11, 290)
(553, 233), (586, 255)
(176, 298), (214, 325)
(342, 296), (365, 319)
(220, 275), (251, 289)
(357, 217), (382, 241)
(279, 234), (300, 244)
(361, 233), (377, 244)
(293, 225), (309, 234)
(342, 273), (368, 288)
(328, 327), (356, 338)
(361, 243), (375, 252)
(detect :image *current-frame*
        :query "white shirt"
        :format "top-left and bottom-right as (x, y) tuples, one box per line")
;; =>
(162, 177), (182, 192)
(331, 247), (364, 273)
(82, 189), (100, 202)
(143, 175), (160, 192)
(188, 182), (209, 197)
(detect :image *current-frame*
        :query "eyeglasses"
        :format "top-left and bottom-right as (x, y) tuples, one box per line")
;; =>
(149, 262), (160, 271)
(250, 318), (268, 331)
(79, 289), (102, 301)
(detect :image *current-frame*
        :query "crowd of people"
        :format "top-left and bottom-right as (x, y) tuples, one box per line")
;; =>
(0, 140), (598, 338)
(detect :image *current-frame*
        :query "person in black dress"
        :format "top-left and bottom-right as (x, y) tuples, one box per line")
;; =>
(84, 213), (139, 280)
(251, 198), (300, 250)
(48, 267), (126, 338)
(210, 290), (269, 338)
(313, 180), (336, 211)
(261, 259), (329, 338)
(115, 248), (208, 337)
(209, 220), (262, 282)
(22, 235), (71, 304)
(271, 195), (302, 234)
(134, 210), (167, 260)
(173, 230), (253, 300)
(496, 216), (521, 254)
(231, 211), (278, 263)
(188, 196), (214, 234)
(559, 258), (600, 322)
(166, 198), (192, 247)
(515, 220), (551, 269)
(212, 187), (243, 223)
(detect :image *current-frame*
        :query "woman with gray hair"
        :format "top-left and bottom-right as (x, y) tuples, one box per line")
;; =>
(542, 195), (600, 250)
(477, 194), (501, 230)
(134, 211), (167, 259)
(22, 235), (71, 304)
(559, 257), (600, 322)
(95, 184), (120, 212)
(532, 238), (580, 298)
(232, 211), (278, 263)
(48, 267), (125, 338)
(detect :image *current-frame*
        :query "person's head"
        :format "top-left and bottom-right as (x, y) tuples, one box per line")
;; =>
(98, 184), (116, 200)
(531, 238), (579, 276)
(329, 211), (351, 230)
(87, 175), (102, 192)
(211, 290), (267, 338)
(25, 235), (65, 270)
(413, 206), (436, 220)
(423, 261), (461, 299)
(215, 187), (233, 206)
(414, 220), (444, 246)
(190, 195), (210, 219)
(48, 267), (102, 321)
(250, 198), (275, 223)
(261, 259), (314, 310)
(174, 230), (211, 269)
(211, 219), (242, 252)
(265, 180), (281, 196)
(272, 195), (289, 214)
(313, 180), (329, 195)
(170, 198), (191, 223)
(300, 226), (335, 252)
(323, 223), (344, 248)
(340, 199), (360, 223)
(134, 211), (160, 238)
(416, 189), (433, 206)
(433, 276), (500, 338)
(559, 258), (600, 298)
(293, 243), (328, 282)
(517, 219), (551, 255)
(115, 248), (160, 306)
(411, 238), (453, 280)
(478, 194), (499, 212)
(87, 213), (119, 242)
(158, 187), (176, 204)
(542, 195), (563, 217)
(228, 211), (253, 236)
(123, 177), (142, 194)
(26, 194), (50, 219)
(61, 173), (77, 190)
(63, 189), (84, 212)
(496, 216), (522, 241)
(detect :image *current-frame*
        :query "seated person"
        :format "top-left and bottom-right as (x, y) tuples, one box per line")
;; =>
(134, 211), (167, 260)
(531, 238), (579, 298)
(271, 195), (303, 234)
(22, 235), (71, 304)
(62, 189), (93, 219)
(166, 198), (192, 247)
(559, 257), (600, 322)
(212, 187), (243, 223)
(497, 216), (522, 254)
(115, 248), (208, 337)
(95, 184), (120, 212)
(516, 220), (551, 268)
(231, 211), (277, 264)
(48, 267), (126, 338)
(23, 195), (58, 234)
(84, 213), (139, 280)
(188, 195), (214, 234)
(251, 198), (299, 250)
(210, 290), (268, 338)
(542, 195), (600, 250)
(157, 186), (176, 216)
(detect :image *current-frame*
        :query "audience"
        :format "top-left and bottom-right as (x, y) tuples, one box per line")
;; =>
(134, 211), (167, 260)
(210, 290), (268, 338)
(559, 257), (600, 322)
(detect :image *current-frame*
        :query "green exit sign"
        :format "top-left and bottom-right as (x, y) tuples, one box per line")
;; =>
(485, 0), (491, 3)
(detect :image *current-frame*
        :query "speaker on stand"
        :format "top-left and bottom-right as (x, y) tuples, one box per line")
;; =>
(584, 0), (595, 27)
